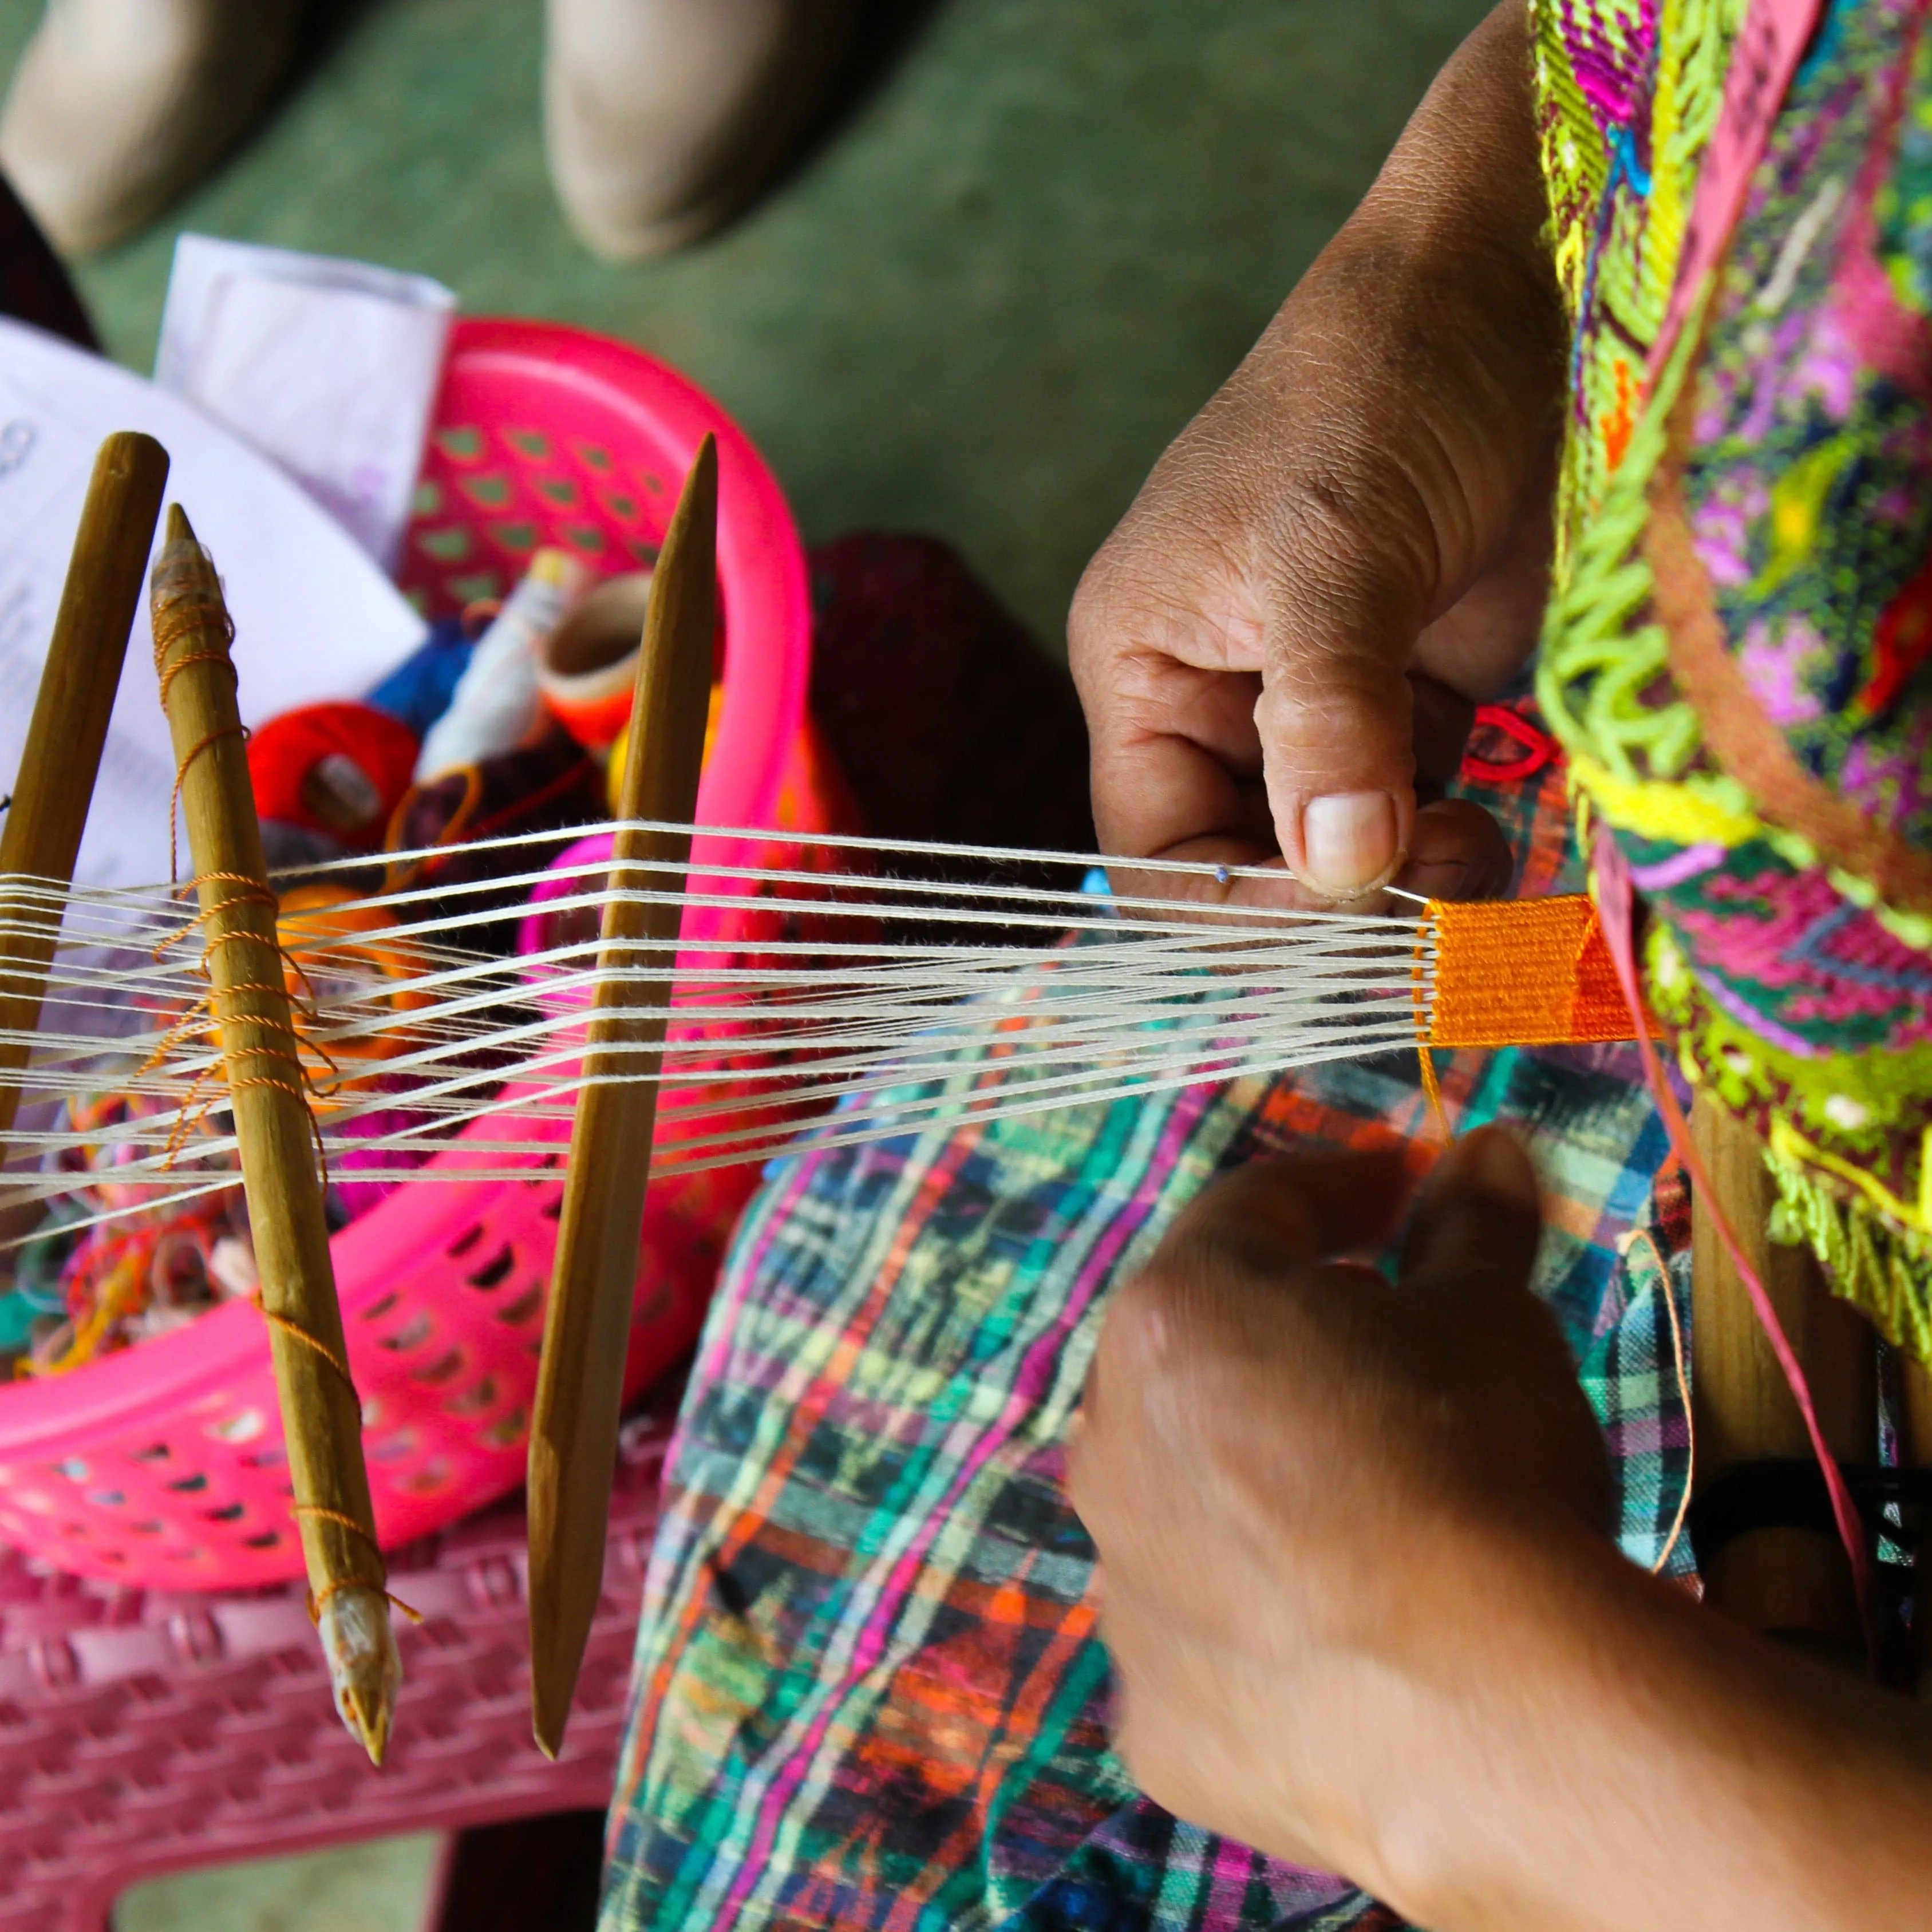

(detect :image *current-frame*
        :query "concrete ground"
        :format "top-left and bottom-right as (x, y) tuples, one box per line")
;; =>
(0, 0), (1485, 1922)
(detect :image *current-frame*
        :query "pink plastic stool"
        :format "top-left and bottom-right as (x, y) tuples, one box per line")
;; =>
(0, 1391), (675, 1932)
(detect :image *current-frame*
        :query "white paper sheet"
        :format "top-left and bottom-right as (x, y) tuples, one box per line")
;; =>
(0, 317), (428, 891)
(155, 235), (455, 571)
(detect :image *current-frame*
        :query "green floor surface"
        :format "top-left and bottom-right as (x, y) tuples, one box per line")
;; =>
(0, 3), (1484, 1926)
(114, 1835), (441, 1932)
(0, 0), (1485, 652)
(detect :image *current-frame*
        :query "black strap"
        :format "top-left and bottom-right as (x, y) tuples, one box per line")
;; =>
(1688, 1459), (1932, 1570)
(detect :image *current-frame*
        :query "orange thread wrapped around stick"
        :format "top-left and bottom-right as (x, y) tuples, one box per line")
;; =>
(1425, 895), (1637, 1049)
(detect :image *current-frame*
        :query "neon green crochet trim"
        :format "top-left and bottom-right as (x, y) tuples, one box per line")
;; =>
(1768, 1113), (1932, 1240)
(1538, 317), (1707, 790)
(1568, 753), (1761, 844)
(1763, 1144), (1932, 1364)
(1647, 919), (1932, 1362)
(1640, 0), (1745, 319)
(1649, 922), (1932, 1171)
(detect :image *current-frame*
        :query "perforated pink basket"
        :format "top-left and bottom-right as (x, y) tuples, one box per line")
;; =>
(0, 319), (837, 1590)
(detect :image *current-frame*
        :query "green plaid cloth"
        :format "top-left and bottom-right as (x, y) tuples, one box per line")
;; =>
(602, 713), (1689, 1930)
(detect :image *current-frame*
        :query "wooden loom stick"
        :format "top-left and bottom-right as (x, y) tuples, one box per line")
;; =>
(529, 435), (718, 1756)
(151, 506), (398, 1764)
(0, 433), (169, 1148)
(1690, 1091), (1874, 1665)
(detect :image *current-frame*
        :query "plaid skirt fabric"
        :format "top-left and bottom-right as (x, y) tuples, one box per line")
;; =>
(600, 715), (1690, 1931)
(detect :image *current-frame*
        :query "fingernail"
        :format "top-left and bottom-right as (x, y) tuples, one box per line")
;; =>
(1446, 1125), (1539, 1213)
(1301, 792), (1398, 895)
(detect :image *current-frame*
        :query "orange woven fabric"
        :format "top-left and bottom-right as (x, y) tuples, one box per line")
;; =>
(1426, 895), (1635, 1049)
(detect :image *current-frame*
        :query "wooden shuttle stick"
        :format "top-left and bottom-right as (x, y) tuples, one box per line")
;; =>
(151, 506), (398, 1764)
(0, 432), (168, 1145)
(529, 434), (718, 1756)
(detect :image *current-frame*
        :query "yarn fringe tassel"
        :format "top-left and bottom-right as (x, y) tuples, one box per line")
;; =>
(1763, 1148), (1932, 1372)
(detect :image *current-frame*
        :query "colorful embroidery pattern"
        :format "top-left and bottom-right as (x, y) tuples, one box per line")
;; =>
(1532, 0), (1745, 574)
(1535, 0), (1932, 1353)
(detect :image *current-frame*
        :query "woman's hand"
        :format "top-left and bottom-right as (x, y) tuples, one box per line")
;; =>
(1071, 1130), (1932, 1931)
(1069, 1130), (1609, 1886)
(1069, 1), (1564, 909)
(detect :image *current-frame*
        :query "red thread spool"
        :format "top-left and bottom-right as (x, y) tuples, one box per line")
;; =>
(248, 702), (420, 851)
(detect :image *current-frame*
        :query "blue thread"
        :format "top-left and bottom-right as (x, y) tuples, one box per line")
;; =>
(1569, 120), (1655, 401)
(1609, 124), (1653, 199)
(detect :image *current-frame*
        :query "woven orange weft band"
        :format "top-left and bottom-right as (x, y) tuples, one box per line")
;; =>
(1425, 895), (1635, 1049)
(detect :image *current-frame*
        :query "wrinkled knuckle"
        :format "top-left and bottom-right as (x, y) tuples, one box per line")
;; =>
(1263, 457), (1437, 614)
(1273, 466), (1377, 564)
(1416, 1195), (1540, 1292)
(1257, 678), (1415, 780)
(1069, 546), (1127, 665)
(1104, 1266), (1223, 1432)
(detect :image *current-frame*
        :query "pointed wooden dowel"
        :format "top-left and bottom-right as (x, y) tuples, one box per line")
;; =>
(151, 505), (398, 1764)
(529, 434), (718, 1755)
(0, 432), (169, 1148)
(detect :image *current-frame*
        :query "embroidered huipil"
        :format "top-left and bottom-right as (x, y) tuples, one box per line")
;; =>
(1535, 0), (1932, 1355)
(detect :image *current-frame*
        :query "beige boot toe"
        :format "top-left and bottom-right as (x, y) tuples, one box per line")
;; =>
(545, 0), (854, 262)
(0, 0), (302, 257)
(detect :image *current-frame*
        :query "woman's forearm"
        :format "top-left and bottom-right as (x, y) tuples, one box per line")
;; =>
(1077, 1141), (1932, 1930)
(1234, 0), (1564, 559)
(1369, 1523), (1932, 1931)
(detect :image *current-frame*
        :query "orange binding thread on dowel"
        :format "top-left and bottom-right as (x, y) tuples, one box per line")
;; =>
(1423, 895), (1639, 1050)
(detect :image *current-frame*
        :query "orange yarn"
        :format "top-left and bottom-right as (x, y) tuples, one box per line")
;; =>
(1425, 895), (1638, 1049)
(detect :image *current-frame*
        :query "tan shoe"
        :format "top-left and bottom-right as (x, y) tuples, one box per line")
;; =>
(0, 0), (303, 257)
(544, 0), (854, 262)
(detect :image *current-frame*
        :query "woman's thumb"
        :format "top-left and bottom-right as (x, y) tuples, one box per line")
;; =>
(1257, 583), (1429, 898)
(1400, 1127), (1543, 1299)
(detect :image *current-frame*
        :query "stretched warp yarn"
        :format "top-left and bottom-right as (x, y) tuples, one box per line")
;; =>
(0, 837), (1646, 1244)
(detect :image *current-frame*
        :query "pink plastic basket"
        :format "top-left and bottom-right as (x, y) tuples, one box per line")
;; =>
(0, 319), (835, 1590)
